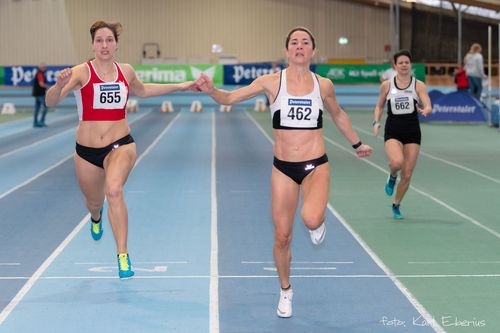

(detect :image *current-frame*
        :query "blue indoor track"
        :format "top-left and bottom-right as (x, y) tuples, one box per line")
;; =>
(0, 91), (442, 332)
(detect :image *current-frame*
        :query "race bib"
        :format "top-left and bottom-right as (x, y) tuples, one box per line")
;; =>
(390, 95), (414, 115)
(280, 98), (319, 128)
(93, 82), (127, 109)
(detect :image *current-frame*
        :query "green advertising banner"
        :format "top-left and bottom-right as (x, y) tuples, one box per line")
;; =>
(0, 67), (4, 85)
(316, 64), (426, 84)
(132, 64), (223, 85)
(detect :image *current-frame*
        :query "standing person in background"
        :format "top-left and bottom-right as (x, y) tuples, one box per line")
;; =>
(464, 43), (487, 100)
(373, 50), (432, 219)
(196, 27), (372, 318)
(46, 20), (196, 280)
(380, 66), (397, 83)
(454, 66), (469, 92)
(32, 63), (48, 128)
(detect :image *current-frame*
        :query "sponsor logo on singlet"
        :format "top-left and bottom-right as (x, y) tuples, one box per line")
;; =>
(99, 84), (120, 91)
(288, 98), (312, 106)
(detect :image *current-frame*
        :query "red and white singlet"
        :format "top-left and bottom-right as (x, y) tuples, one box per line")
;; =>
(74, 61), (129, 121)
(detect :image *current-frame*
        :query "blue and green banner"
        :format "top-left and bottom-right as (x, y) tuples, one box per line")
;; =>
(133, 64), (223, 85)
(4, 65), (69, 86)
(0, 63), (427, 86)
(316, 64), (426, 84)
(223, 63), (316, 85)
(224, 63), (282, 85)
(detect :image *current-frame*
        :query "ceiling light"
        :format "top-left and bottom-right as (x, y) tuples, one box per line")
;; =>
(338, 37), (349, 45)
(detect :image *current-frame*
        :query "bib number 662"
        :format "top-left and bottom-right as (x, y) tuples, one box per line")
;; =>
(394, 101), (410, 110)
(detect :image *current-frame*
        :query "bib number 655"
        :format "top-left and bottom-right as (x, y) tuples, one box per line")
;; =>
(100, 91), (121, 104)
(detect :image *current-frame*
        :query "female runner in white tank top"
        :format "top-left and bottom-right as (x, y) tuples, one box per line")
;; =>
(373, 50), (431, 219)
(196, 27), (372, 318)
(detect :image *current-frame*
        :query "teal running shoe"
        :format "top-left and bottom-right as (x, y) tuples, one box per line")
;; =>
(392, 204), (404, 219)
(117, 253), (135, 280)
(385, 174), (397, 196)
(90, 208), (103, 241)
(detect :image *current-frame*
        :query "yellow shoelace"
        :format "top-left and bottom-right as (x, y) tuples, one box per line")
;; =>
(92, 222), (100, 233)
(118, 254), (130, 270)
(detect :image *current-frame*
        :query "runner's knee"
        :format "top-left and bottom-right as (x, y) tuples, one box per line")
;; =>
(301, 209), (324, 230)
(105, 182), (124, 202)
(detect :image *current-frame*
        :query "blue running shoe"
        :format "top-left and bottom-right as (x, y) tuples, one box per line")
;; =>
(385, 174), (397, 196)
(117, 253), (135, 280)
(392, 204), (404, 219)
(90, 208), (103, 241)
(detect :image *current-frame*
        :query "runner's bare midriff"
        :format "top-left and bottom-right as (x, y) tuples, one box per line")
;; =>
(273, 129), (325, 162)
(76, 119), (131, 147)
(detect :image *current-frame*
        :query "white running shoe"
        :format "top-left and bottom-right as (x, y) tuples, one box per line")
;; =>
(276, 288), (293, 318)
(309, 222), (326, 245)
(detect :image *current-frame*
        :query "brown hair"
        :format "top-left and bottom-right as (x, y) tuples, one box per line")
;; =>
(393, 49), (412, 64)
(285, 27), (316, 50)
(90, 21), (123, 43)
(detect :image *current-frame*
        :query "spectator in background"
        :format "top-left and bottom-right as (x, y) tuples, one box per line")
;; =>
(464, 43), (487, 100)
(380, 66), (397, 83)
(32, 63), (48, 127)
(454, 67), (469, 92)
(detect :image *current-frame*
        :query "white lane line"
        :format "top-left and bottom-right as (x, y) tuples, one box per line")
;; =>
(245, 111), (274, 143)
(74, 261), (189, 265)
(0, 110), (152, 201)
(323, 135), (500, 240)
(0, 263), (20, 266)
(132, 111), (181, 167)
(1, 273), (499, 280)
(0, 155), (73, 200)
(242, 261), (353, 264)
(0, 214), (89, 325)
(263, 267), (337, 271)
(328, 203), (444, 333)
(88, 266), (167, 273)
(210, 110), (220, 333)
(0, 110), (180, 325)
(408, 261), (500, 265)
(246, 111), (444, 333)
(0, 128), (75, 160)
(0, 113), (76, 140)
(354, 125), (500, 185)
(420, 151), (500, 185)
(0, 112), (150, 160)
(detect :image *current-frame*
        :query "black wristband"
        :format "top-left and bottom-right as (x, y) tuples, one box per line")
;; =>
(352, 141), (362, 149)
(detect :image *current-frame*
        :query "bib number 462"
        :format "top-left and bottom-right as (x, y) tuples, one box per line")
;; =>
(287, 107), (311, 120)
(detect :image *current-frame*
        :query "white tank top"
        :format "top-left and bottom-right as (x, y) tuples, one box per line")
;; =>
(386, 76), (420, 116)
(270, 69), (324, 129)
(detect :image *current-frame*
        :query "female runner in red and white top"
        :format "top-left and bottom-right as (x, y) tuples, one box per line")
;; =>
(46, 20), (197, 280)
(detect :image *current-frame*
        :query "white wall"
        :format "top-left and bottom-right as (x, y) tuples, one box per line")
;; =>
(0, 0), (390, 65)
(0, 0), (78, 65)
